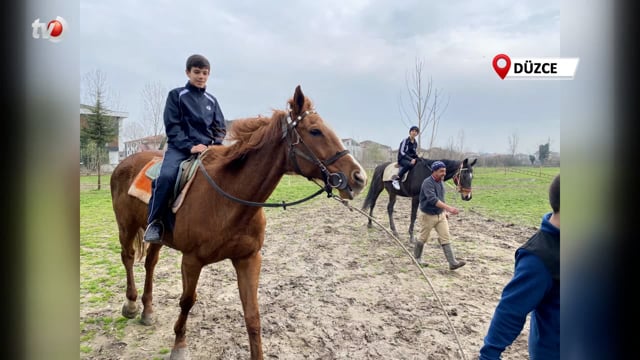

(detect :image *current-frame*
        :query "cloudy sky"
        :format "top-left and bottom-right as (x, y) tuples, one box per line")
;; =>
(80, 0), (561, 155)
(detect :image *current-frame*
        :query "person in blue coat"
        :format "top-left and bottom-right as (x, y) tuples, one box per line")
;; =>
(143, 54), (226, 243)
(479, 174), (560, 359)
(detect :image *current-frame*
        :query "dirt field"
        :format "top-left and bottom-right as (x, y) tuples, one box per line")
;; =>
(81, 194), (537, 359)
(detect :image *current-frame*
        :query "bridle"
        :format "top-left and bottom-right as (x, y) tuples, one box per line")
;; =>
(451, 162), (472, 194)
(281, 109), (351, 191)
(197, 108), (351, 208)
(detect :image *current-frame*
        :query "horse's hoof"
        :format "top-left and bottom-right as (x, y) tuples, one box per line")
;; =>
(140, 312), (155, 326)
(121, 301), (139, 319)
(169, 347), (191, 360)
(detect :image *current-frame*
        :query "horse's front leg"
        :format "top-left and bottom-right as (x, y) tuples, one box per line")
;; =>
(232, 252), (264, 360)
(170, 254), (203, 360)
(140, 242), (162, 325)
(387, 192), (399, 239)
(408, 196), (419, 245)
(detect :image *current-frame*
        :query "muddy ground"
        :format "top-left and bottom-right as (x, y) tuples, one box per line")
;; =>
(81, 194), (537, 359)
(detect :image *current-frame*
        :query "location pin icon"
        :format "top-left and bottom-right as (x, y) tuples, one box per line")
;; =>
(492, 54), (511, 79)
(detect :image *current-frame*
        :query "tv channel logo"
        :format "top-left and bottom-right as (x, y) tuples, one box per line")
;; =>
(32, 16), (67, 43)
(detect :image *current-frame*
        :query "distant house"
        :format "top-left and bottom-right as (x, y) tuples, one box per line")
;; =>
(341, 138), (363, 162)
(360, 140), (393, 168)
(123, 135), (166, 158)
(80, 104), (128, 168)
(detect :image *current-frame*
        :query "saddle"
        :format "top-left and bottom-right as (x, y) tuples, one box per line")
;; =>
(382, 162), (409, 183)
(127, 155), (201, 213)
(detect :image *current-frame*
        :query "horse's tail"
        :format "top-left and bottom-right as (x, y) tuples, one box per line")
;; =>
(361, 163), (388, 211)
(134, 228), (148, 262)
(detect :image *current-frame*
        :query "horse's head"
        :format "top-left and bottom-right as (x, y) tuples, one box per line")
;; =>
(453, 158), (477, 201)
(283, 85), (367, 199)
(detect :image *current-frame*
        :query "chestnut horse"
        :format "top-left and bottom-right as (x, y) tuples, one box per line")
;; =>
(110, 86), (367, 359)
(362, 157), (476, 243)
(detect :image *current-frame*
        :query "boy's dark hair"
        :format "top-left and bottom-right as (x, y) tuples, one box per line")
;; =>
(549, 174), (560, 213)
(186, 54), (210, 71)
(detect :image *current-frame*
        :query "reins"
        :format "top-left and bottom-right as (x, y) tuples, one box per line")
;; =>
(196, 109), (350, 209)
(197, 160), (328, 209)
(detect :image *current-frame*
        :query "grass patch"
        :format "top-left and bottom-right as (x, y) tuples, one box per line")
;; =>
(266, 174), (326, 204)
(448, 166), (559, 227)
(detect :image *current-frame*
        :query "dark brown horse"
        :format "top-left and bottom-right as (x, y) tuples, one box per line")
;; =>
(110, 86), (367, 359)
(362, 157), (476, 243)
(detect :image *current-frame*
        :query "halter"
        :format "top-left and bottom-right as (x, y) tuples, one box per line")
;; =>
(451, 162), (472, 193)
(281, 109), (351, 192)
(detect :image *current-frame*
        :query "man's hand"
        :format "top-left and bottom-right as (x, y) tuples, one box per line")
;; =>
(447, 205), (459, 215)
(411, 158), (417, 165)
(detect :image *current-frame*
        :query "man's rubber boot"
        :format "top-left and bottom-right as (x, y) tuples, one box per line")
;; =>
(442, 243), (466, 270)
(413, 241), (429, 267)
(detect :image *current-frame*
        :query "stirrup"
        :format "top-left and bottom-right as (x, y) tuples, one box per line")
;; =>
(143, 221), (164, 243)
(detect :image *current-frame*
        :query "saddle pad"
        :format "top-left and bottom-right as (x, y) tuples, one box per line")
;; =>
(127, 156), (199, 213)
(127, 156), (162, 204)
(382, 162), (408, 182)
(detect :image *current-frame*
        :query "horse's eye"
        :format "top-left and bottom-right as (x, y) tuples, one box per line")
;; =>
(309, 129), (322, 136)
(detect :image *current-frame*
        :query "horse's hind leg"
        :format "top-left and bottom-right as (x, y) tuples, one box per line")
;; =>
(387, 192), (400, 238)
(170, 254), (203, 360)
(140, 243), (162, 325)
(367, 198), (377, 229)
(408, 196), (419, 245)
(233, 252), (264, 360)
(119, 227), (141, 319)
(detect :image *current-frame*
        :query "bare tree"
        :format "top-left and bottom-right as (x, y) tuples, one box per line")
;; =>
(445, 136), (456, 159)
(442, 129), (465, 159)
(456, 129), (465, 157)
(508, 131), (519, 158)
(121, 120), (147, 142)
(141, 81), (167, 138)
(398, 57), (449, 155)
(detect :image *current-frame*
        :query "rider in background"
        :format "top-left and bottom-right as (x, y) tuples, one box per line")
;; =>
(392, 125), (420, 190)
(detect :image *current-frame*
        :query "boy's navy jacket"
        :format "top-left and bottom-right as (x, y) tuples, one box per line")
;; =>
(397, 136), (418, 162)
(164, 81), (226, 153)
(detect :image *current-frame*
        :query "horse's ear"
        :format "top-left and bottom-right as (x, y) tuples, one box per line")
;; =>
(469, 158), (477, 167)
(292, 85), (305, 114)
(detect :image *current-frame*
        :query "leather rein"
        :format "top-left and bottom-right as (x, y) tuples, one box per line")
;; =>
(197, 109), (350, 209)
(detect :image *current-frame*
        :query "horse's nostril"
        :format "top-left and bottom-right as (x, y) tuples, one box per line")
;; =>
(353, 171), (367, 186)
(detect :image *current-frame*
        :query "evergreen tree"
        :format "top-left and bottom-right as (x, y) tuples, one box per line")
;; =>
(538, 142), (550, 166)
(81, 93), (117, 189)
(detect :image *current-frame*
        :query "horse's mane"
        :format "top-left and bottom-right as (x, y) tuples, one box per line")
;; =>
(418, 157), (462, 181)
(215, 97), (315, 166)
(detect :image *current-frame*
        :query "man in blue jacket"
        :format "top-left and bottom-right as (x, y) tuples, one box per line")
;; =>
(143, 54), (226, 243)
(392, 125), (419, 190)
(479, 174), (560, 359)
